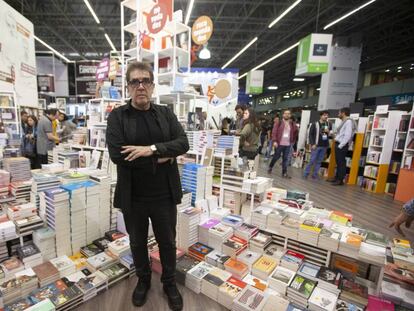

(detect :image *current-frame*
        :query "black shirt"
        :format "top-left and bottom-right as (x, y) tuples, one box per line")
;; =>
(317, 121), (330, 147)
(129, 106), (171, 204)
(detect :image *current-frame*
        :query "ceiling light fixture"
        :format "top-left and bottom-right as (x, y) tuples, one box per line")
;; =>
(199, 46), (211, 59)
(284, 95), (290, 98)
(397, 69), (402, 73)
(323, 0), (376, 30)
(268, 0), (302, 28)
(238, 41), (299, 80)
(268, 86), (278, 90)
(293, 77), (305, 82)
(397, 66), (402, 69)
(34, 35), (71, 63)
(185, 0), (195, 25)
(385, 69), (390, 72)
(222, 37), (258, 69)
(105, 33), (117, 52)
(83, 0), (101, 24)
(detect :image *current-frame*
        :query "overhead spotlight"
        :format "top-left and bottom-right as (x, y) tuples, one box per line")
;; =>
(268, 86), (278, 90)
(199, 46), (211, 59)
(397, 69), (402, 73)
(397, 66), (402, 69)
(293, 77), (305, 82)
(385, 69), (390, 72)
(249, 94), (253, 97)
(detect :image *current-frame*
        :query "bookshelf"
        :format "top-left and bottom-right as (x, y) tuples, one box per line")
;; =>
(362, 109), (404, 193)
(0, 91), (20, 136)
(86, 98), (123, 127)
(401, 109), (414, 171)
(347, 117), (368, 185)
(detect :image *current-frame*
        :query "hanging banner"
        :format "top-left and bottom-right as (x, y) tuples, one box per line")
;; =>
(96, 58), (110, 81)
(192, 16), (213, 45)
(318, 46), (362, 110)
(108, 59), (120, 81)
(76, 60), (99, 96)
(146, 2), (168, 34)
(295, 33), (333, 76)
(246, 70), (264, 94)
(37, 74), (55, 92)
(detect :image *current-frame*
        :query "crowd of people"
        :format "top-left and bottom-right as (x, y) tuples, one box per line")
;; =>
(20, 109), (77, 169)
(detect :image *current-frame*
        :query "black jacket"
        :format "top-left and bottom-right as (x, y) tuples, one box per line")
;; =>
(308, 121), (332, 146)
(106, 102), (189, 213)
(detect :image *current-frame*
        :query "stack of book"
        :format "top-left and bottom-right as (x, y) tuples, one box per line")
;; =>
(61, 183), (87, 254)
(43, 188), (72, 256)
(3, 157), (31, 182)
(218, 276), (247, 309)
(10, 180), (32, 201)
(93, 237), (111, 251)
(61, 269), (93, 301)
(298, 220), (323, 246)
(234, 223), (259, 241)
(80, 244), (103, 258)
(86, 252), (117, 272)
(109, 182), (118, 230)
(308, 286), (338, 311)
(0, 276), (23, 305)
(297, 262), (321, 282)
(89, 173), (112, 235)
(32, 261), (60, 287)
(16, 244), (43, 268)
(198, 218), (220, 246)
(50, 255), (77, 278)
(264, 243), (285, 262)
(221, 214), (244, 228)
(252, 255), (277, 280)
(201, 267), (232, 301)
(30, 172), (61, 209)
(316, 267), (342, 295)
(268, 266), (295, 295)
(177, 207), (202, 250)
(339, 279), (368, 307)
(358, 242), (386, 265)
(232, 285), (269, 311)
(279, 217), (301, 240)
(0, 241), (8, 261)
(210, 207), (231, 220)
(84, 181), (101, 243)
(318, 228), (341, 251)
(69, 252), (87, 271)
(14, 215), (44, 235)
(0, 220), (17, 242)
(251, 206), (273, 229)
(224, 258), (249, 279)
(0, 169), (10, 189)
(16, 268), (38, 298)
(186, 261), (214, 294)
(237, 250), (261, 271)
(188, 242), (214, 261)
(176, 255), (200, 285)
(120, 253), (135, 274)
(104, 230), (126, 241)
(249, 232), (272, 253)
(181, 163), (207, 205)
(242, 274), (268, 291)
(287, 274), (317, 308)
(222, 235), (248, 258)
(75, 270), (108, 300)
(1, 257), (25, 279)
(280, 250), (305, 272)
(262, 294), (290, 311)
(266, 209), (287, 233)
(151, 249), (185, 274)
(208, 223), (233, 252)
(107, 236), (130, 257)
(99, 262), (129, 287)
(339, 230), (365, 258)
(7, 202), (37, 221)
(205, 250), (231, 269)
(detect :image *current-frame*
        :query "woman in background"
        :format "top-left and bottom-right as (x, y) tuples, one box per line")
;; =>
(239, 107), (260, 160)
(23, 115), (40, 169)
(58, 111), (77, 143)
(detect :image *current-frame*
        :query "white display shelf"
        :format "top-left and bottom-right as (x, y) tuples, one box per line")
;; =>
(123, 21), (137, 34)
(158, 47), (190, 61)
(158, 72), (188, 82)
(121, 0), (154, 11)
(124, 47), (154, 62)
(71, 144), (107, 152)
(163, 21), (190, 35)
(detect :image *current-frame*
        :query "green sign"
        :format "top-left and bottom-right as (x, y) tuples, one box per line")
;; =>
(246, 70), (264, 95)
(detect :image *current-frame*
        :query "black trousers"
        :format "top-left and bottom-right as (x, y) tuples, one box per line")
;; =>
(38, 154), (48, 165)
(123, 200), (177, 285)
(335, 142), (348, 181)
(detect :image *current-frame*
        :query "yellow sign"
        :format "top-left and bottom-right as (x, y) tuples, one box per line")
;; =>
(192, 16), (213, 45)
(108, 59), (119, 81)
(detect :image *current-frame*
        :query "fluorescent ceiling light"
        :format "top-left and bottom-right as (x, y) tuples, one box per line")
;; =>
(83, 0), (100, 24)
(185, 0), (195, 25)
(268, 0), (302, 28)
(397, 69), (402, 73)
(323, 0), (376, 30)
(249, 94), (253, 97)
(283, 95), (290, 98)
(222, 37), (258, 69)
(239, 72), (248, 79)
(268, 86), (278, 90)
(385, 69), (390, 72)
(105, 33), (117, 52)
(397, 66), (402, 69)
(34, 35), (71, 63)
(293, 77), (305, 82)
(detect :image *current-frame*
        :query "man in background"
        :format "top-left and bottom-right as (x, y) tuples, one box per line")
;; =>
(20, 110), (28, 136)
(330, 107), (354, 186)
(234, 104), (246, 131)
(268, 109), (298, 178)
(304, 111), (331, 179)
(36, 109), (60, 164)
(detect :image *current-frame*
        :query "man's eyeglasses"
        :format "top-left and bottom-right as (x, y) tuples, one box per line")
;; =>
(127, 78), (153, 88)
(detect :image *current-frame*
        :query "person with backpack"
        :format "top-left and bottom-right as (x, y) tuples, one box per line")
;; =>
(304, 111), (332, 179)
(23, 115), (40, 169)
(329, 107), (354, 186)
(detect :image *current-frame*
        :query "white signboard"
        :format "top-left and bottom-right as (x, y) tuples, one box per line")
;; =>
(246, 70), (264, 94)
(318, 46), (362, 111)
(0, 0), (38, 107)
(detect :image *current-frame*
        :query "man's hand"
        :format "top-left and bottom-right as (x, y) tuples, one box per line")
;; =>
(273, 142), (278, 148)
(121, 145), (153, 161)
(389, 210), (414, 237)
(311, 145), (317, 150)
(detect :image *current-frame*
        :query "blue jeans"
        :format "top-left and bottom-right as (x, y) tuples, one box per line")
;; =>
(265, 139), (272, 158)
(304, 147), (327, 178)
(269, 145), (291, 175)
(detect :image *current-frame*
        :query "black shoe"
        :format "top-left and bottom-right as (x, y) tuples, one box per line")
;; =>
(163, 284), (183, 311)
(132, 280), (151, 307)
(332, 180), (344, 186)
(282, 173), (292, 179)
(326, 178), (337, 182)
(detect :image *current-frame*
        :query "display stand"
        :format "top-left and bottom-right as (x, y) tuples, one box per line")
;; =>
(347, 117), (368, 185)
(401, 109), (414, 171)
(363, 108), (404, 193)
(0, 90), (20, 136)
(86, 98), (123, 127)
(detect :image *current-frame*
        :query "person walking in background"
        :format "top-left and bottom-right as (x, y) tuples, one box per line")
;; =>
(36, 109), (60, 165)
(20, 111), (28, 135)
(23, 115), (40, 169)
(257, 118), (269, 155)
(265, 115), (279, 160)
(329, 107), (354, 186)
(57, 111), (77, 142)
(238, 107), (260, 160)
(304, 111), (332, 179)
(233, 104), (246, 131)
(267, 109), (298, 178)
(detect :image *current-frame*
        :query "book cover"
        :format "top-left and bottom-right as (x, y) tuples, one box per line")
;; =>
(253, 256), (277, 273)
(298, 262), (321, 278)
(104, 230), (126, 241)
(336, 299), (364, 311)
(4, 297), (33, 310)
(224, 258), (248, 273)
(80, 244), (102, 257)
(100, 263), (129, 281)
(341, 280), (368, 298)
(317, 267), (342, 286)
(200, 218), (220, 229)
(188, 262), (214, 279)
(188, 242), (214, 256)
(289, 275), (317, 299)
(242, 274), (268, 291)
(32, 262), (59, 281)
(367, 295), (394, 311)
(69, 252), (87, 270)
(93, 237), (111, 250)
(309, 287), (338, 310)
(270, 266), (295, 285)
(17, 244), (41, 259)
